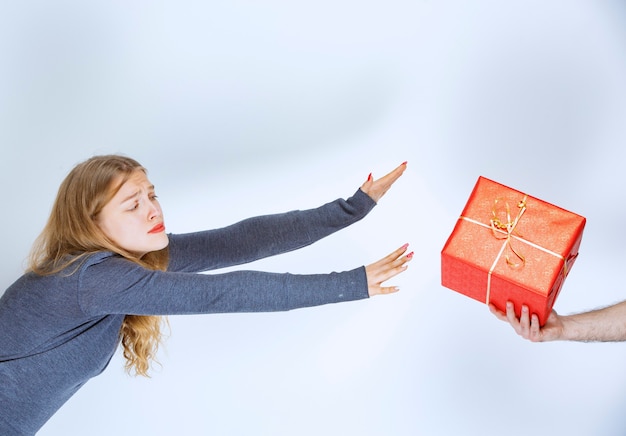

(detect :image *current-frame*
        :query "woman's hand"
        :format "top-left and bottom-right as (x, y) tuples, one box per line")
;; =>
(366, 244), (413, 296)
(361, 161), (407, 203)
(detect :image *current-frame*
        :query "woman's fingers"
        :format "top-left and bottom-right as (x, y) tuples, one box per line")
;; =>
(361, 161), (407, 203)
(365, 244), (413, 296)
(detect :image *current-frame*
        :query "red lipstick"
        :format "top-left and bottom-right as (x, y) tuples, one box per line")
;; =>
(148, 223), (165, 234)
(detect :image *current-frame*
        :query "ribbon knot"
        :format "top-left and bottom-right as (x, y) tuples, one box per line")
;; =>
(489, 196), (528, 268)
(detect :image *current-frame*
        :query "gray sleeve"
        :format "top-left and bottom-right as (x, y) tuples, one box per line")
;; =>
(77, 255), (369, 316)
(167, 188), (376, 273)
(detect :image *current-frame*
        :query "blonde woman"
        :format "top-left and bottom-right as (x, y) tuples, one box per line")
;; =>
(0, 155), (411, 435)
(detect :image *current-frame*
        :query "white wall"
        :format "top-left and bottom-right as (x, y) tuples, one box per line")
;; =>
(2, 1), (626, 435)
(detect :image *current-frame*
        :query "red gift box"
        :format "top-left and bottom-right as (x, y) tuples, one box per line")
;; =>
(441, 176), (586, 325)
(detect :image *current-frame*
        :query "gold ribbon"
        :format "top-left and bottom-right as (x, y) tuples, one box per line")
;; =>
(459, 195), (567, 304)
(489, 196), (528, 269)
(485, 196), (527, 305)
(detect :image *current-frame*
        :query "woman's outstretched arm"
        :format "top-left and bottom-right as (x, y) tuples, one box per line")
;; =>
(168, 162), (408, 273)
(79, 243), (413, 316)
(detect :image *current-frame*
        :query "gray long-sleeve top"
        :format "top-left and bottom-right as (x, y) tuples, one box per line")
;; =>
(0, 188), (376, 435)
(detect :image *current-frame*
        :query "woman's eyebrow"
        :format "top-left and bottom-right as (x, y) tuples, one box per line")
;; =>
(120, 191), (140, 204)
(120, 185), (156, 204)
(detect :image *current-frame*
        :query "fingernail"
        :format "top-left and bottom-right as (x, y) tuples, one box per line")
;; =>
(401, 243), (409, 250)
(367, 172), (372, 181)
(401, 161), (407, 166)
(406, 251), (414, 259)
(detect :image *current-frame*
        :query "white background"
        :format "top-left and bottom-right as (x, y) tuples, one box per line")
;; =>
(2, 1), (626, 435)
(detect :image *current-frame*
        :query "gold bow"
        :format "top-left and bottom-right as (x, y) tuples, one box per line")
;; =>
(489, 196), (528, 269)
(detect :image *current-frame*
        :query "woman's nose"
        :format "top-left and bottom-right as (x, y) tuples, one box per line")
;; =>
(148, 204), (161, 220)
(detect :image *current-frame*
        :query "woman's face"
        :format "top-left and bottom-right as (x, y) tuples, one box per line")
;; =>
(96, 169), (169, 257)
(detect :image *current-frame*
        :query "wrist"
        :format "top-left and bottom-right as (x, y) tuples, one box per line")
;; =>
(559, 316), (577, 341)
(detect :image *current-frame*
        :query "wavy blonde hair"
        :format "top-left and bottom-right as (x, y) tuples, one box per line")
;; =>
(28, 154), (169, 377)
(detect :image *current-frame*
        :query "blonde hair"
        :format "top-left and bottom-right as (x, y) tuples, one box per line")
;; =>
(29, 154), (169, 377)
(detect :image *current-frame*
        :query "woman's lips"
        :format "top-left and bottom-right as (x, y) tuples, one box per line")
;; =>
(148, 223), (165, 234)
